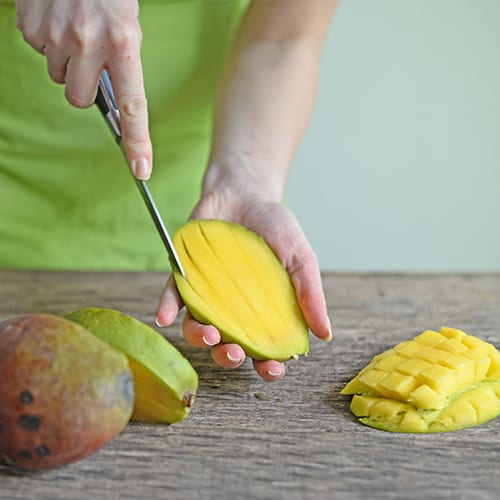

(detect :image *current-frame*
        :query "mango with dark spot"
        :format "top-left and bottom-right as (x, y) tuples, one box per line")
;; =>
(0, 314), (134, 470)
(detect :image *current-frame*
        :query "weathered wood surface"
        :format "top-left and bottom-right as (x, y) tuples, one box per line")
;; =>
(1, 270), (499, 500)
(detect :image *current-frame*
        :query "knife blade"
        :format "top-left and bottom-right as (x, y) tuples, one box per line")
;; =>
(94, 70), (186, 278)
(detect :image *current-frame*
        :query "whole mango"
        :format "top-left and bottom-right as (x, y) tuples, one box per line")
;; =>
(0, 314), (134, 470)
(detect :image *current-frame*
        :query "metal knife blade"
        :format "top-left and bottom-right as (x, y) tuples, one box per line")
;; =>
(94, 70), (186, 278)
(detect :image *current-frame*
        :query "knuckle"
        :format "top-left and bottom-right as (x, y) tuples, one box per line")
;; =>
(45, 27), (63, 48)
(69, 17), (101, 53)
(125, 138), (152, 156)
(65, 90), (92, 109)
(288, 242), (317, 277)
(119, 95), (148, 119)
(71, 24), (94, 51)
(20, 26), (43, 50)
(108, 24), (139, 52)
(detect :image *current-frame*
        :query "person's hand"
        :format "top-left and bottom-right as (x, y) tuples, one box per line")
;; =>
(156, 190), (332, 382)
(15, 0), (152, 180)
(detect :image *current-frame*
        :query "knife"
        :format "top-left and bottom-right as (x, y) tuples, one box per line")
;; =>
(95, 70), (186, 278)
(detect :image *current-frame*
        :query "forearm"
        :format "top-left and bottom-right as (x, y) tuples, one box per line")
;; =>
(204, 40), (319, 202)
(202, 0), (338, 203)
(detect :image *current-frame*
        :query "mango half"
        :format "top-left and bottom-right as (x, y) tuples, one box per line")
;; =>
(342, 327), (500, 433)
(0, 314), (134, 470)
(172, 219), (309, 361)
(65, 308), (198, 424)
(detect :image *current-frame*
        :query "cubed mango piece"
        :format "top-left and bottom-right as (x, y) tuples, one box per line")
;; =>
(342, 327), (500, 433)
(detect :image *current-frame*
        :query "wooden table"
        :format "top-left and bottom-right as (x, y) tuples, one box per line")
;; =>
(1, 270), (499, 500)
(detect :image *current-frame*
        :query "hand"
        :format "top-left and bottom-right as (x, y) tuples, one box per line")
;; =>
(15, 0), (152, 180)
(156, 190), (332, 382)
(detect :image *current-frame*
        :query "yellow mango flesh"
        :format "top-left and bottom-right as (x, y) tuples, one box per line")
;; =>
(342, 327), (500, 432)
(172, 219), (309, 361)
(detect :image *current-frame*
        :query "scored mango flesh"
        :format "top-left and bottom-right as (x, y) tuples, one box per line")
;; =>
(172, 219), (309, 361)
(342, 327), (500, 432)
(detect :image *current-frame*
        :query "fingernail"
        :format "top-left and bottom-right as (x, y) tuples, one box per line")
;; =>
(324, 316), (333, 342)
(133, 157), (150, 180)
(155, 317), (165, 328)
(267, 369), (283, 378)
(202, 335), (217, 347)
(226, 352), (241, 364)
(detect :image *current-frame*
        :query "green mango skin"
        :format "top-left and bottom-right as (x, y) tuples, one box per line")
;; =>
(0, 314), (134, 470)
(65, 307), (198, 424)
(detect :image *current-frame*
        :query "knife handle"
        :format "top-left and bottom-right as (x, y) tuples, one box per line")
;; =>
(95, 70), (122, 143)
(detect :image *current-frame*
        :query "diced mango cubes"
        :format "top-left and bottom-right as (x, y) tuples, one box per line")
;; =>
(342, 327), (500, 433)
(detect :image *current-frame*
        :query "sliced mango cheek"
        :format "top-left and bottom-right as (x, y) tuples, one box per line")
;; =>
(172, 219), (309, 361)
(342, 327), (500, 433)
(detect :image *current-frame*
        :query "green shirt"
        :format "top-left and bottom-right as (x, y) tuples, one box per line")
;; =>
(0, 0), (249, 270)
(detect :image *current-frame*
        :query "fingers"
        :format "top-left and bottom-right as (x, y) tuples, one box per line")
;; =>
(211, 344), (245, 369)
(264, 211), (332, 343)
(182, 312), (244, 369)
(288, 246), (333, 342)
(182, 311), (221, 348)
(252, 359), (286, 382)
(63, 22), (152, 179)
(15, 0), (152, 180)
(156, 274), (182, 327)
(64, 55), (102, 107)
(44, 44), (69, 84)
(182, 311), (285, 381)
(107, 52), (152, 180)
(210, 346), (286, 382)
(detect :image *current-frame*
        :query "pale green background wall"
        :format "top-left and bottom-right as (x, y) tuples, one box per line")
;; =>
(288, 0), (500, 271)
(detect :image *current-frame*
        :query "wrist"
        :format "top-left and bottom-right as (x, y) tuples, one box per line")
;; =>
(202, 156), (286, 204)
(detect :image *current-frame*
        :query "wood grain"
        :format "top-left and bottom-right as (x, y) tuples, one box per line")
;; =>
(0, 270), (499, 500)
